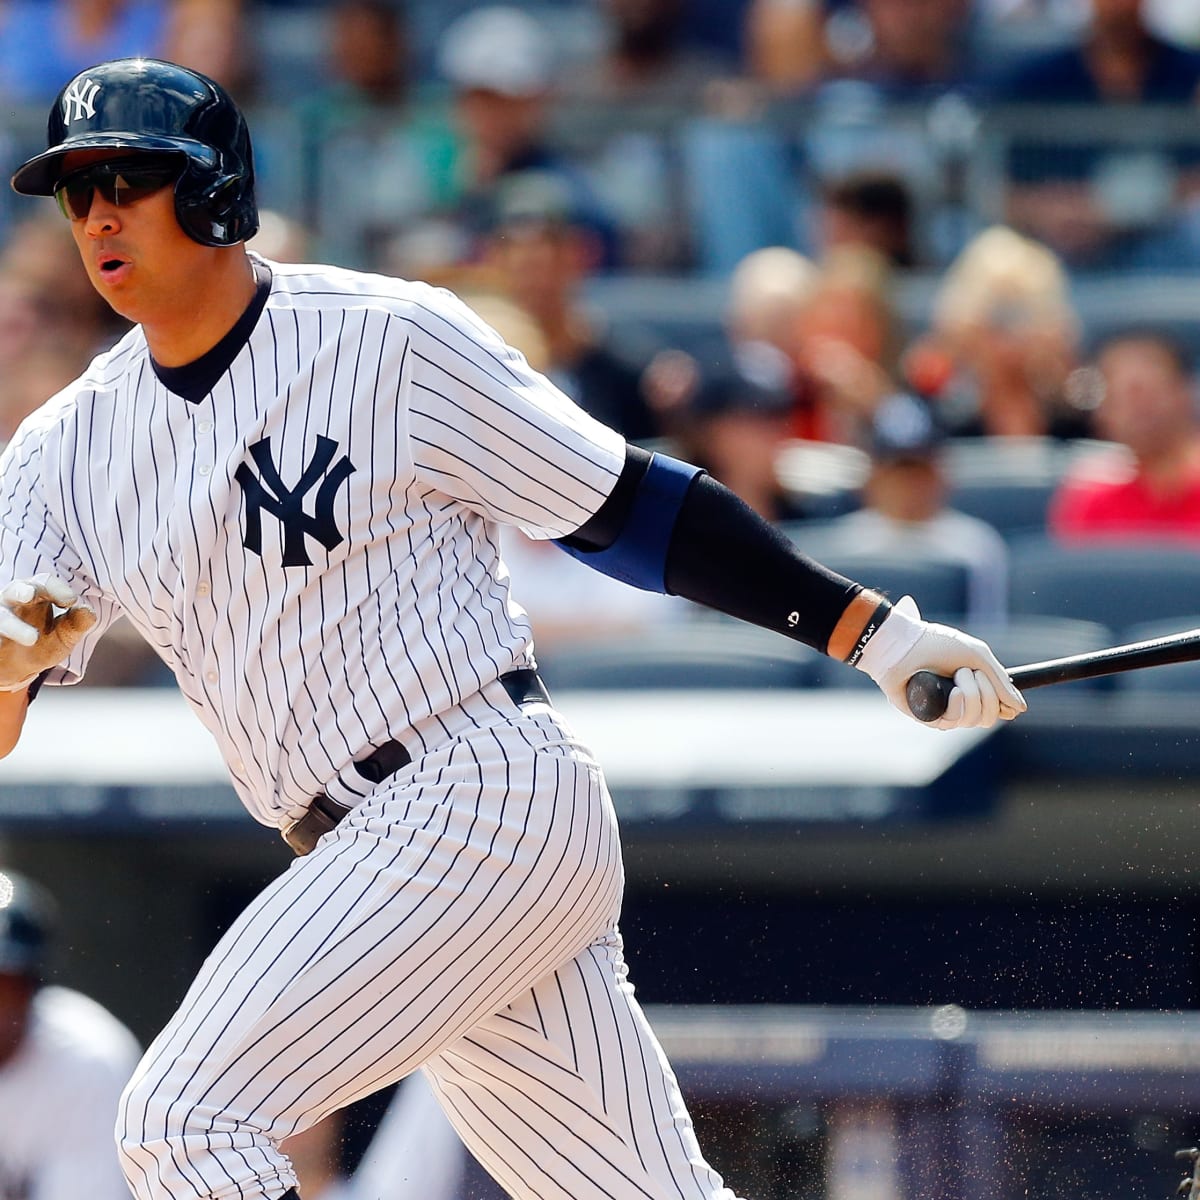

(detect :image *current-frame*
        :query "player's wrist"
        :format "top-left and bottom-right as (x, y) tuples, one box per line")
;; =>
(852, 595), (927, 681)
(827, 588), (893, 666)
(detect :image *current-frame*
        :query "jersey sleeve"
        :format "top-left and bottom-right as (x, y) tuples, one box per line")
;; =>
(401, 288), (626, 539)
(0, 420), (119, 685)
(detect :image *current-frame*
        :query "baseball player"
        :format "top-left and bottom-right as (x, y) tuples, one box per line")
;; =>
(0, 58), (1025, 1200)
(0, 868), (142, 1200)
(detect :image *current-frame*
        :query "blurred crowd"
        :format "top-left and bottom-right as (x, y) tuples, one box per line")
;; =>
(4, 0), (1200, 683)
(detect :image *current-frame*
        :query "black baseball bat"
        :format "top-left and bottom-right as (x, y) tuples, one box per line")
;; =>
(905, 625), (1200, 722)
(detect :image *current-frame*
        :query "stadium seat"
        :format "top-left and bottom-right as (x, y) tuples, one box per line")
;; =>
(536, 620), (822, 691)
(969, 614), (1117, 694)
(1007, 537), (1200, 632)
(1113, 617), (1200, 692)
(779, 539), (973, 624)
(945, 478), (1057, 542)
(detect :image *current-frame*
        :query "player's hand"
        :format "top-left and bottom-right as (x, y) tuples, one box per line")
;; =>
(0, 575), (96, 691)
(855, 596), (1026, 730)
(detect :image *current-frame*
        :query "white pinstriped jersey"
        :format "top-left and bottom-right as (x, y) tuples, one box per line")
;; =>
(0, 257), (625, 826)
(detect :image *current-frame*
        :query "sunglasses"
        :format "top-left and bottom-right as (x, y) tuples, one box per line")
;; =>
(54, 159), (181, 220)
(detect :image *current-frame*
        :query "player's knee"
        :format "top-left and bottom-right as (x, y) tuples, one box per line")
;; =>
(116, 1071), (288, 1200)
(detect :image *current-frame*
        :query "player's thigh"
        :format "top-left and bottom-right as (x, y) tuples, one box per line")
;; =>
(425, 931), (742, 1200)
(121, 721), (624, 1145)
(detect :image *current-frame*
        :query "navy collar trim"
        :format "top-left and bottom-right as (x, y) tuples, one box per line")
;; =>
(153, 259), (272, 404)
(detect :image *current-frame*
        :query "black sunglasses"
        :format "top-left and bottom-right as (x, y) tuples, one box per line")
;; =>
(54, 158), (181, 220)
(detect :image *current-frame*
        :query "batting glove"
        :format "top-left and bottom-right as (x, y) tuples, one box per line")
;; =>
(0, 575), (97, 692)
(854, 596), (1026, 730)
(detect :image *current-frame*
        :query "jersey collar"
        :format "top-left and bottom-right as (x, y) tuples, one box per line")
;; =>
(152, 258), (273, 404)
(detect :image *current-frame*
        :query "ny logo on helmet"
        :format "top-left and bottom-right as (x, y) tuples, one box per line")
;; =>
(62, 77), (101, 123)
(235, 436), (356, 567)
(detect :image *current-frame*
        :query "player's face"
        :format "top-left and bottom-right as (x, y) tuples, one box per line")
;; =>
(56, 151), (215, 326)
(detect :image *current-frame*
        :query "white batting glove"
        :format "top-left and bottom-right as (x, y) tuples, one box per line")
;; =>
(855, 596), (1026, 730)
(0, 575), (97, 692)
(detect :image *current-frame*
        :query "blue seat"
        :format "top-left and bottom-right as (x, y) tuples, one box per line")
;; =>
(1114, 616), (1200, 692)
(968, 614), (1117, 696)
(788, 546), (972, 624)
(536, 621), (821, 692)
(946, 478), (1056, 541)
(1008, 537), (1200, 631)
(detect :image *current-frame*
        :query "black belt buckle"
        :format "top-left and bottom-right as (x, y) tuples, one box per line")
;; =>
(283, 793), (351, 856)
(501, 668), (551, 708)
(285, 740), (411, 856)
(285, 673), (545, 856)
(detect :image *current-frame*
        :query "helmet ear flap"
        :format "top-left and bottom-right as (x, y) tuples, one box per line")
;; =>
(174, 172), (257, 247)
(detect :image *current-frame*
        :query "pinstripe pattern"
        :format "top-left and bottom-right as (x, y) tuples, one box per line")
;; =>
(0, 256), (740, 1200)
(0, 258), (624, 826)
(426, 937), (738, 1200)
(115, 705), (740, 1200)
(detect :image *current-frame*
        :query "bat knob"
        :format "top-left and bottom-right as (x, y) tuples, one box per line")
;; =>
(905, 670), (954, 723)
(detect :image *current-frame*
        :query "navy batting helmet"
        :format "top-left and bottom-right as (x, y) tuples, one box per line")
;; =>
(10, 57), (258, 247)
(0, 870), (55, 979)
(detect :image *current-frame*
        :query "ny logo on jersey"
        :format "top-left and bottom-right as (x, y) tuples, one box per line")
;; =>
(235, 436), (356, 567)
(62, 77), (101, 122)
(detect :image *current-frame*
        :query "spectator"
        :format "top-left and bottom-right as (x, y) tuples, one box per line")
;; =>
(821, 0), (980, 99)
(791, 243), (901, 444)
(995, 0), (1200, 104)
(672, 341), (812, 523)
(0, 277), (79, 446)
(0, 214), (129, 446)
(436, 5), (621, 269)
(0, 0), (169, 104)
(1049, 330), (1200, 542)
(0, 868), (142, 1200)
(992, 0), (1200, 269)
(798, 391), (1010, 624)
(480, 171), (664, 443)
(911, 225), (1091, 438)
(562, 0), (732, 105)
(816, 168), (919, 267)
(725, 245), (821, 354)
(298, 0), (456, 269)
(0, 212), (129, 362)
(161, 0), (248, 98)
(685, 244), (823, 447)
(742, 0), (829, 94)
(558, 0), (733, 270)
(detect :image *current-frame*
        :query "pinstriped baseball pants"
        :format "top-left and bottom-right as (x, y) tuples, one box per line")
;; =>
(116, 706), (741, 1200)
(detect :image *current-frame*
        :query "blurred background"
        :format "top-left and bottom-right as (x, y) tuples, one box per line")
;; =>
(5, 0), (1200, 1196)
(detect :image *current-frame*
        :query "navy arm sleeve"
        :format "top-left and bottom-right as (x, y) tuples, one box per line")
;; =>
(561, 445), (861, 653)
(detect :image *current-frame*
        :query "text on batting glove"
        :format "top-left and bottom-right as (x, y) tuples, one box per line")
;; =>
(853, 595), (1026, 730)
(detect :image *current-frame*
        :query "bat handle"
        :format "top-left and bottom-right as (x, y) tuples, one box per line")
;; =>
(906, 670), (954, 723)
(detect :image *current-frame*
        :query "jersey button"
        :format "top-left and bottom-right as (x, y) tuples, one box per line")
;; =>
(198, 421), (213, 434)
(198, 464), (212, 476)
(196, 583), (210, 598)
(206, 670), (218, 683)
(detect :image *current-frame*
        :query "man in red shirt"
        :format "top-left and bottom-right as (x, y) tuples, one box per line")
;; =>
(1049, 331), (1200, 541)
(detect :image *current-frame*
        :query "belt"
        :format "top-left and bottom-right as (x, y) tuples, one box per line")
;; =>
(283, 668), (550, 856)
